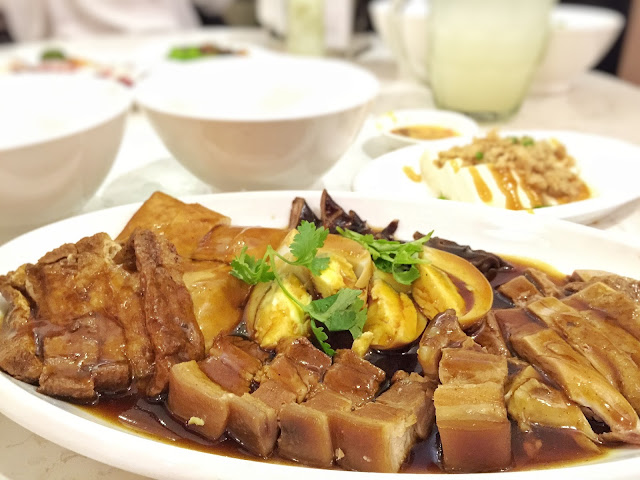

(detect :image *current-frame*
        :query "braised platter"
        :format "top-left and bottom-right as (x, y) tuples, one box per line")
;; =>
(1, 191), (640, 480)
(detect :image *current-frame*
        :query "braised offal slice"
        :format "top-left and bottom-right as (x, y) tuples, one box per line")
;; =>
(0, 230), (204, 401)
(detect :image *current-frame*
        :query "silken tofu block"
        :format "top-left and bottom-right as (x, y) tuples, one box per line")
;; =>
(435, 382), (512, 472)
(331, 402), (415, 473)
(278, 388), (352, 467)
(167, 361), (232, 441)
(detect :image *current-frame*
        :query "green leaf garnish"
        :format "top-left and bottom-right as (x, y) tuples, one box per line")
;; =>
(438, 194), (449, 200)
(230, 221), (368, 356)
(475, 151), (484, 160)
(337, 228), (433, 285)
(521, 136), (535, 147)
(41, 48), (66, 61)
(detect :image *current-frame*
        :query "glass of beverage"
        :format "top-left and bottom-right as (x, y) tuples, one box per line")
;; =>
(427, 0), (555, 121)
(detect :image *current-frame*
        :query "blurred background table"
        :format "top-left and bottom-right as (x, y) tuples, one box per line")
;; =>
(1, 27), (640, 480)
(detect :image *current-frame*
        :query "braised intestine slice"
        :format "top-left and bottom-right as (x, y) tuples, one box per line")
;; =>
(495, 308), (640, 445)
(505, 365), (599, 453)
(528, 297), (640, 414)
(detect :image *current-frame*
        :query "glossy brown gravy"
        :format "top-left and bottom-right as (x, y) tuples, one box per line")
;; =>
(391, 125), (459, 141)
(81, 258), (610, 473)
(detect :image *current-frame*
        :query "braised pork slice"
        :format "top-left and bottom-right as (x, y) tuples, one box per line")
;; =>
(472, 312), (510, 356)
(498, 276), (544, 307)
(435, 348), (511, 472)
(495, 308), (640, 444)
(277, 348), (386, 467)
(0, 230), (204, 401)
(567, 270), (640, 302)
(528, 297), (640, 414)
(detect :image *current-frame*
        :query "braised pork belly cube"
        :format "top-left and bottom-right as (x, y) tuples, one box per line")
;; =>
(277, 348), (386, 467)
(278, 387), (352, 468)
(227, 337), (331, 457)
(199, 335), (270, 396)
(434, 382), (511, 472)
(438, 348), (507, 386)
(168, 361), (232, 440)
(472, 312), (510, 356)
(417, 309), (482, 382)
(322, 349), (385, 406)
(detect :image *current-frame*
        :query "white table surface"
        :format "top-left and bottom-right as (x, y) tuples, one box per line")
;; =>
(1, 27), (640, 480)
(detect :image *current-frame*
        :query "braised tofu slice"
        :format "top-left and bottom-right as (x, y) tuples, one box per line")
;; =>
(168, 361), (232, 441)
(434, 382), (511, 472)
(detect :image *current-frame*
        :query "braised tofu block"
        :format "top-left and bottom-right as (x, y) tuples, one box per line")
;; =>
(199, 335), (270, 396)
(192, 225), (288, 263)
(182, 261), (251, 350)
(227, 393), (279, 457)
(278, 387), (352, 468)
(505, 366), (598, 451)
(377, 371), (436, 440)
(0, 275), (43, 382)
(168, 361), (232, 441)
(332, 402), (415, 473)
(528, 297), (640, 414)
(323, 349), (385, 406)
(116, 191), (230, 257)
(510, 327), (640, 444)
(434, 382), (512, 472)
(439, 348), (508, 386)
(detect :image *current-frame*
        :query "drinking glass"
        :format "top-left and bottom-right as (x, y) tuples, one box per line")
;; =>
(427, 0), (555, 121)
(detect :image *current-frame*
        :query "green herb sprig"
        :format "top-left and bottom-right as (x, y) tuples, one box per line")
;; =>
(337, 228), (434, 285)
(230, 221), (367, 356)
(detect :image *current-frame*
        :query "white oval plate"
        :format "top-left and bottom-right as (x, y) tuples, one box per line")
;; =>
(375, 108), (480, 147)
(353, 130), (640, 224)
(1, 191), (640, 480)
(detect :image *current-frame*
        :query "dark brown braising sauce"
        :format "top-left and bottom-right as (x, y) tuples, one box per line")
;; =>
(82, 258), (611, 473)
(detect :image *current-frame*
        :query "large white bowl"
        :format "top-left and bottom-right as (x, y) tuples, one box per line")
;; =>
(532, 4), (625, 94)
(135, 56), (379, 190)
(369, 1), (624, 93)
(0, 74), (131, 241)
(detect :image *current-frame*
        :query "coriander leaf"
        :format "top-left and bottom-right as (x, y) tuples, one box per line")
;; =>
(289, 221), (329, 268)
(348, 305), (368, 339)
(310, 319), (335, 356)
(304, 288), (362, 327)
(338, 228), (434, 285)
(230, 247), (274, 285)
(309, 256), (330, 277)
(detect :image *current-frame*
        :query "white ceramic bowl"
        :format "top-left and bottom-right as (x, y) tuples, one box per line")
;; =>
(532, 4), (625, 94)
(369, 1), (624, 93)
(0, 74), (131, 241)
(135, 56), (379, 190)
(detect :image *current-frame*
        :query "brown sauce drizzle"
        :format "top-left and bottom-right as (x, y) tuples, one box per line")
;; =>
(490, 166), (523, 210)
(391, 125), (459, 141)
(468, 166), (493, 203)
(402, 166), (422, 183)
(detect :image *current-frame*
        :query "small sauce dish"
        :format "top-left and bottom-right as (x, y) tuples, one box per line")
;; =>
(376, 108), (480, 146)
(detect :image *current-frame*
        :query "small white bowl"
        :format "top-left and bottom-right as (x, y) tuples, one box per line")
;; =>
(0, 74), (131, 240)
(532, 4), (625, 94)
(135, 56), (379, 190)
(375, 109), (479, 147)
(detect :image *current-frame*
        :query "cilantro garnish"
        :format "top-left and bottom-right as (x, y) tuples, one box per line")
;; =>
(337, 228), (433, 285)
(230, 221), (366, 355)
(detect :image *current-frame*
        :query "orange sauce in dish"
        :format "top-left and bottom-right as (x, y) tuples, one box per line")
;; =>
(403, 166), (422, 183)
(391, 125), (459, 140)
(490, 166), (523, 210)
(468, 166), (493, 203)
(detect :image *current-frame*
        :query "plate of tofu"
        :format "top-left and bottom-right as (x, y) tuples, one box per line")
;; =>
(352, 130), (640, 224)
(2, 190), (640, 479)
